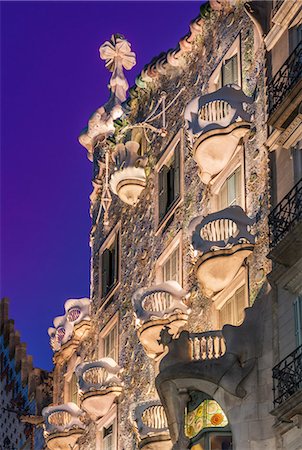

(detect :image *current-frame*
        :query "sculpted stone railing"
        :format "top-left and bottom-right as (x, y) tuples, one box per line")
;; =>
(48, 298), (91, 357)
(189, 331), (226, 360)
(134, 400), (172, 449)
(75, 358), (123, 420)
(185, 86), (252, 184)
(190, 206), (255, 295)
(132, 281), (190, 359)
(42, 403), (85, 450)
(110, 140), (148, 205)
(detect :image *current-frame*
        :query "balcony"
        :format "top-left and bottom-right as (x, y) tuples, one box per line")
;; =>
(267, 41), (302, 129)
(134, 401), (172, 449)
(75, 358), (123, 420)
(110, 140), (148, 205)
(271, 346), (302, 426)
(190, 206), (255, 296)
(132, 281), (190, 359)
(42, 403), (85, 450)
(48, 298), (91, 362)
(185, 86), (252, 184)
(268, 178), (302, 266)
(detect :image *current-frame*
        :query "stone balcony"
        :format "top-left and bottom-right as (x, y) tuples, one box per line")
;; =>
(134, 400), (172, 449)
(48, 298), (91, 361)
(185, 86), (252, 184)
(42, 403), (85, 450)
(132, 281), (190, 359)
(190, 206), (255, 296)
(110, 140), (148, 205)
(75, 358), (123, 420)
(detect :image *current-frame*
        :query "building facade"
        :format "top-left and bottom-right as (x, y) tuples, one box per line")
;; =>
(42, 1), (302, 449)
(0, 298), (52, 450)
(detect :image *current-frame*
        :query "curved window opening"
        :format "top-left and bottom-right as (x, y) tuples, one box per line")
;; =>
(186, 392), (232, 450)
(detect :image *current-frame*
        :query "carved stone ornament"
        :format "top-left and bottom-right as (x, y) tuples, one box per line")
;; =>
(75, 357), (123, 420)
(42, 402), (85, 450)
(189, 206), (255, 295)
(184, 86), (252, 184)
(132, 281), (190, 359)
(110, 140), (148, 205)
(79, 35), (136, 159)
(48, 298), (91, 352)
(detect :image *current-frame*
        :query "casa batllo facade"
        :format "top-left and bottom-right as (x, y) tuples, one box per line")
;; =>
(41, 1), (302, 449)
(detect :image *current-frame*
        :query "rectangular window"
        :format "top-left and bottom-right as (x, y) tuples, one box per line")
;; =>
(219, 285), (246, 328)
(69, 373), (78, 405)
(103, 423), (114, 450)
(104, 325), (118, 361)
(158, 142), (181, 223)
(294, 296), (302, 347)
(162, 246), (180, 284)
(218, 53), (239, 87)
(218, 166), (242, 209)
(101, 232), (119, 298)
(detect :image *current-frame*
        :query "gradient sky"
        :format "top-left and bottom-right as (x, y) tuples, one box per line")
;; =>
(1, 1), (202, 371)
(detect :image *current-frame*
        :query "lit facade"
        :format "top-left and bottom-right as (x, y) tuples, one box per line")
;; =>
(43, 1), (302, 449)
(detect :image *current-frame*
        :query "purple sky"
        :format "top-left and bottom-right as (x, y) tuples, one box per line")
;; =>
(1, 1), (202, 371)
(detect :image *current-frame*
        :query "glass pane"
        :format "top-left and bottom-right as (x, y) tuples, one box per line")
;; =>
(227, 173), (236, 206)
(163, 247), (180, 283)
(210, 434), (232, 450)
(104, 325), (118, 361)
(235, 286), (246, 325)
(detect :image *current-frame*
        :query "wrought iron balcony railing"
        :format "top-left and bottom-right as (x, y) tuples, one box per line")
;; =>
(267, 41), (302, 117)
(268, 178), (302, 249)
(272, 345), (302, 408)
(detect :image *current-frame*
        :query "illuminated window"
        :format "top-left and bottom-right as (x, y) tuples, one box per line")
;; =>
(156, 231), (182, 285)
(219, 285), (246, 328)
(104, 325), (118, 361)
(218, 166), (242, 209)
(99, 224), (120, 299)
(218, 54), (239, 87)
(69, 373), (78, 405)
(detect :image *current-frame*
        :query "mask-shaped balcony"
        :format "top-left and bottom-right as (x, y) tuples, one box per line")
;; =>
(134, 401), (172, 449)
(48, 298), (91, 361)
(185, 86), (252, 184)
(42, 403), (85, 450)
(75, 358), (123, 421)
(110, 140), (148, 206)
(190, 206), (255, 296)
(132, 281), (190, 359)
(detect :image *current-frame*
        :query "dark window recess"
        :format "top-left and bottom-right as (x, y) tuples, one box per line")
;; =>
(103, 423), (113, 438)
(101, 234), (119, 298)
(219, 54), (239, 87)
(158, 143), (180, 223)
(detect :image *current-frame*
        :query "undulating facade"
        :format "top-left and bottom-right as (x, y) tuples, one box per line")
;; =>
(0, 298), (52, 450)
(42, 1), (302, 449)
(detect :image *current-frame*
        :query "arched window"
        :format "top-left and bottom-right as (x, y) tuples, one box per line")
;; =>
(185, 392), (232, 450)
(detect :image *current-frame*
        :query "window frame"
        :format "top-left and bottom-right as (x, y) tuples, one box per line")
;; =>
(208, 35), (242, 93)
(96, 405), (117, 450)
(155, 130), (184, 234)
(156, 230), (183, 286)
(99, 222), (121, 303)
(63, 352), (81, 405)
(212, 267), (249, 329)
(98, 312), (119, 363)
(209, 145), (245, 213)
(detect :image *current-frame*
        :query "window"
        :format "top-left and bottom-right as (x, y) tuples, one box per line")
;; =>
(103, 424), (114, 450)
(294, 296), (302, 347)
(99, 313), (119, 363)
(156, 230), (182, 285)
(158, 142), (181, 223)
(218, 166), (242, 209)
(219, 285), (246, 328)
(99, 224), (120, 299)
(218, 54), (239, 87)
(69, 373), (78, 405)
(104, 324), (118, 361)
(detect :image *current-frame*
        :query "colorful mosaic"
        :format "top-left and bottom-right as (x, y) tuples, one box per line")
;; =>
(185, 400), (228, 439)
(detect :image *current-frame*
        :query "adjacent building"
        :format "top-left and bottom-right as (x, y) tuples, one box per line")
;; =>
(42, 1), (302, 449)
(0, 298), (52, 450)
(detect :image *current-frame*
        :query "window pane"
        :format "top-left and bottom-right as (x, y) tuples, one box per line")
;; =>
(222, 54), (238, 86)
(103, 424), (114, 450)
(158, 142), (181, 222)
(104, 325), (118, 361)
(163, 247), (180, 284)
(70, 373), (78, 405)
(218, 167), (242, 209)
(101, 234), (119, 298)
(219, 285), (246, 327)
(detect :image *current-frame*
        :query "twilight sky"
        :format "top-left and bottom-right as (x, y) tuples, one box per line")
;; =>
(1, 1), (202, 371)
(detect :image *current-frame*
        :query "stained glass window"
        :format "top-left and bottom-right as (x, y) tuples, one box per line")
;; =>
(186, 400), (228, 439)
